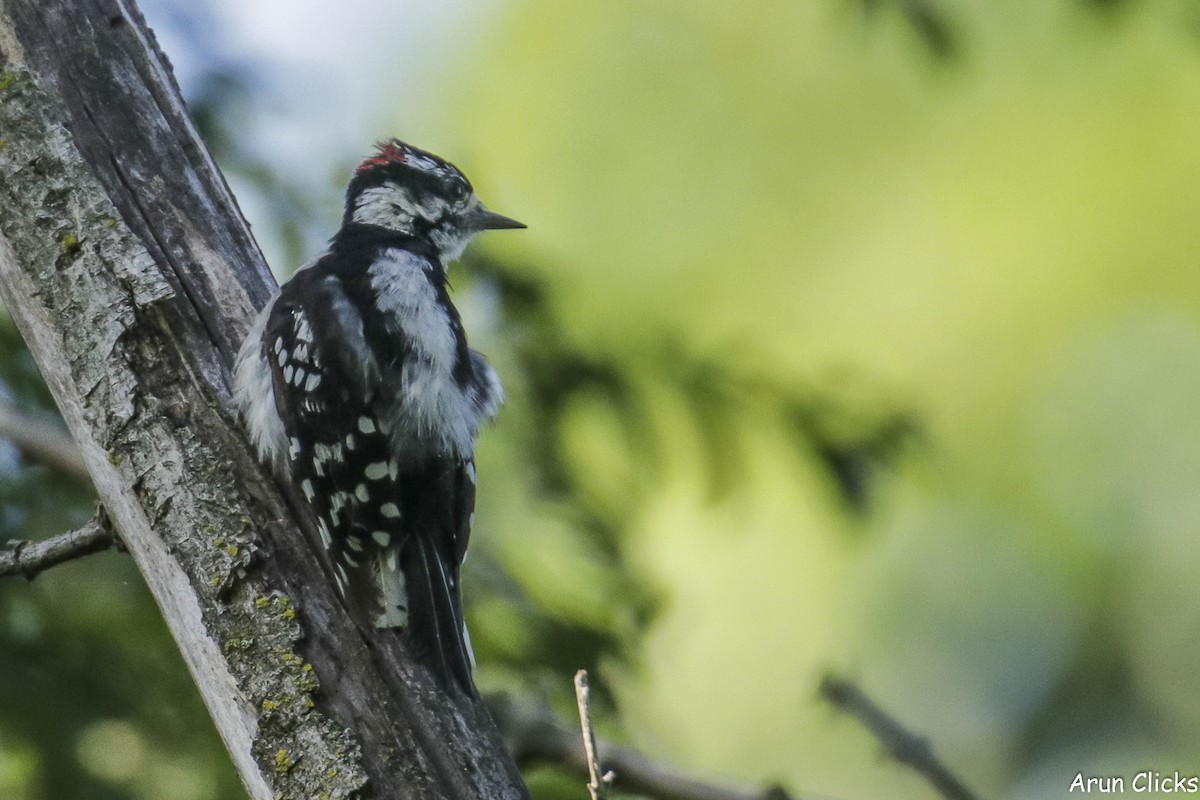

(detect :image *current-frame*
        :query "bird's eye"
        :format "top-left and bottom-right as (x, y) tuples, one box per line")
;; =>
(453, 183), (469, 201)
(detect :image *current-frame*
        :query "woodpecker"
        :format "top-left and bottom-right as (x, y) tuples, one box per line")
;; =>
(233, 139), (523, 693)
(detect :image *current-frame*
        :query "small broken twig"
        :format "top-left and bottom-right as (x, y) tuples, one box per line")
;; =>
(820, 675), (979, 800)
(490, 690), (806, 800)
(0, 515), (117, 580)
(575, 670), (615, 800)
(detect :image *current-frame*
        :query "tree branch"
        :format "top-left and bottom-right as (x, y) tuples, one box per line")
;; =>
(0, 515), (117, 579)
(819, 676), (979, 800)
(0, 400), (89, 480)
(490, 692), (807, 800)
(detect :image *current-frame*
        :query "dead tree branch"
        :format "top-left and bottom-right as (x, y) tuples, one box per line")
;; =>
(0, 516), (116, 579)
(0, 2), (528, 798)
(820, 676), (979, 800)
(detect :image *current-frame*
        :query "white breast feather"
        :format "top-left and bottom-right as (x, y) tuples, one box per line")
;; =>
(368, 248), (494, 457)
(368, 250), (457, 366)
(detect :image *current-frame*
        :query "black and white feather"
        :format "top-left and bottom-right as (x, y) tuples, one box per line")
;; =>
(233, 140), (521, 693)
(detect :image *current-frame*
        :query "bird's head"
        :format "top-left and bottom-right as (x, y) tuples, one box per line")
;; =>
(343, 139), (524, 261)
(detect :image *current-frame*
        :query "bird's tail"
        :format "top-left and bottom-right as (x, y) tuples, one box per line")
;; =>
(403, 533), (475, 694)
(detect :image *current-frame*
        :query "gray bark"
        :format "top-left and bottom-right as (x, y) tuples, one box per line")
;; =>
(0, 1), (530, 798)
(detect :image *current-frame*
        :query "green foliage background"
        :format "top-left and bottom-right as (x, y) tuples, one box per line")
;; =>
(3, 1), (1200, 798)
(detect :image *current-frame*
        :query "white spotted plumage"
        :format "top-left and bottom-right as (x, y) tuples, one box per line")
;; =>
(233, 138), (522, 693)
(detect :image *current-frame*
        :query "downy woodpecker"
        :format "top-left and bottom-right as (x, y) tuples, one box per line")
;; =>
(233, 140), (522, 692)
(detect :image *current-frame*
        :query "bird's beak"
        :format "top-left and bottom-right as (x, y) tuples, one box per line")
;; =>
(470, 205), (526, 231)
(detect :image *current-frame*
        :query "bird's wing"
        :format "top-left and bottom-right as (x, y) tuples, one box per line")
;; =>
(263, 269), (476, 692)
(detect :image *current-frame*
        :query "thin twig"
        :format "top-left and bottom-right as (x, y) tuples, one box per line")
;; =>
(0, 516), (117, 580)
(0, 401), (88, 480)
(490, 691), (806, 800)
(574, 670), (614, 800)
(820, 675), (979, 800)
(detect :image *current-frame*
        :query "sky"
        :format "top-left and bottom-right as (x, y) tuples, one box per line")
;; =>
(144, 0), (494, 145)
(138, 0), (502, 271)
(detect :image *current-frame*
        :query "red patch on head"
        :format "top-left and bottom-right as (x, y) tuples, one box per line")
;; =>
(355, 140), (409, 175)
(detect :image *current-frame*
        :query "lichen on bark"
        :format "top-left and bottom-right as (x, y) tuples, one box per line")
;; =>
(0, 63), (367, 799)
